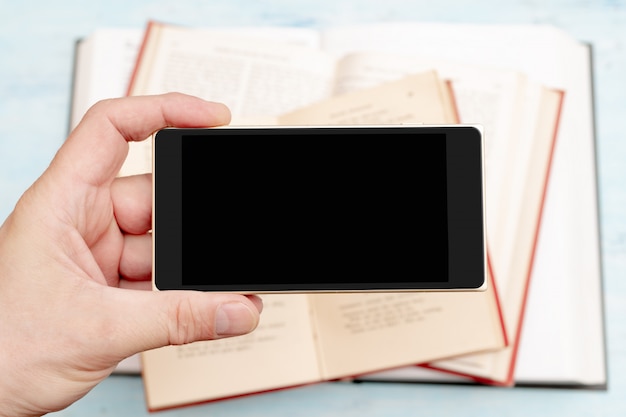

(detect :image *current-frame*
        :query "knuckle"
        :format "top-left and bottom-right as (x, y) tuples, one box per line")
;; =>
(167, 297), (214, 345)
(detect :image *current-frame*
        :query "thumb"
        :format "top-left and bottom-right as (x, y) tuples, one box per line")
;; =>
(106, 288), (263, 359)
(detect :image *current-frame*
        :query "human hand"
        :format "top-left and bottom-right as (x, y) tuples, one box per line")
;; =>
(0, 93), (263, 417)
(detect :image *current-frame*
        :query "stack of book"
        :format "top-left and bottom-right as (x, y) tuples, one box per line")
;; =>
(70, 20), (607, 412)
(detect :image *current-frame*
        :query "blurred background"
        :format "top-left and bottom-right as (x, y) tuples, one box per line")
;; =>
(1, 1), (625, 416)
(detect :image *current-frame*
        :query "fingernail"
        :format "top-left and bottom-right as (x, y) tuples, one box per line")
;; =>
(216, 302), (257, 336)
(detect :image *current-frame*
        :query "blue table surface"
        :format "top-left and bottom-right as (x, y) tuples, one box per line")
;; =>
(1, 1), (625, 416)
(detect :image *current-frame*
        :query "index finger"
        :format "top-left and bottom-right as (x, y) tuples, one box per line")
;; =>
(52, 93), (231, 187)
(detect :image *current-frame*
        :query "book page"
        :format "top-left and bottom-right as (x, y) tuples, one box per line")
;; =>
(424, 85), (563, 383)
(69, 28), (144, 131)
(278, 71), (457, 125)
(514, 40), (605, 388)
(141, 294), (321, 411)
(309, 282), (504, 380)
(129, 22), (337, 117)
(124, 22), (339, 176)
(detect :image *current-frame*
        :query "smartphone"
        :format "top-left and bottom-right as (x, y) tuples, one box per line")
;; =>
(152, 125), (486, 293)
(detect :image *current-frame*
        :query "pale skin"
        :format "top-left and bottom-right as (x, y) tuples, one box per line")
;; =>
(0, 93), (263, 417)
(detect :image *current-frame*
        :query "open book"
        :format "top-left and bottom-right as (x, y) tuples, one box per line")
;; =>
(323, 22), (606, 389)
(68, 19), (606, 405)
(138, 71), (505, 411)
